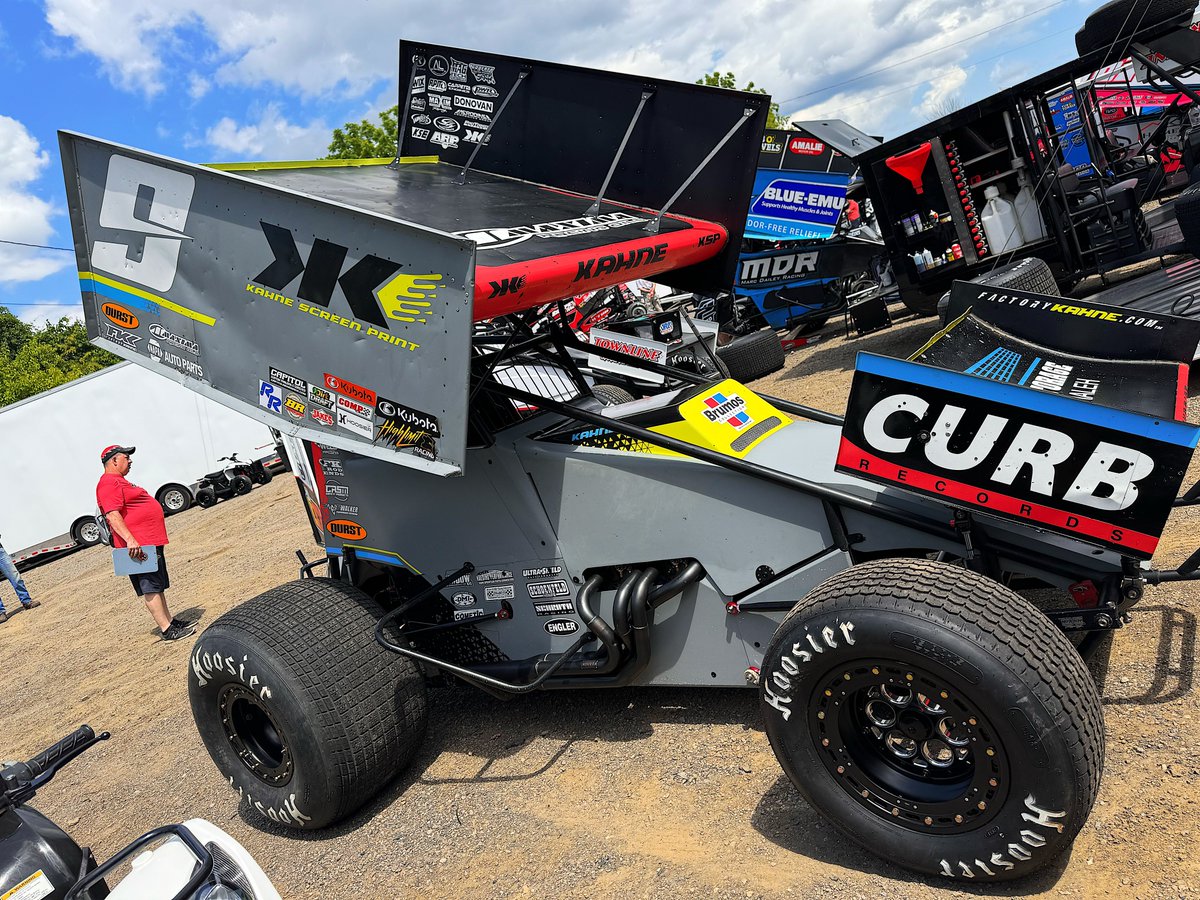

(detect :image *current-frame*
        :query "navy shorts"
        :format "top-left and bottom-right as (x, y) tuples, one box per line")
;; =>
(129, 546), (169, 597)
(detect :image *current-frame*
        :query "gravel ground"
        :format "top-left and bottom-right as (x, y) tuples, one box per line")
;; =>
(3, 312), (1199, 899)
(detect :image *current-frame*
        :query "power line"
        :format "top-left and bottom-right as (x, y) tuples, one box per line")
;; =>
(0, 238), (73, 252)
(778, 0), (1070, 106)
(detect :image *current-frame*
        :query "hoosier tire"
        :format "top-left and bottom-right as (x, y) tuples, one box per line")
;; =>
(1174, 181), (1200, 258)
(715, 328), (784, 381)
(760, 559), (1104, 882)
(188, 578), (428, 829)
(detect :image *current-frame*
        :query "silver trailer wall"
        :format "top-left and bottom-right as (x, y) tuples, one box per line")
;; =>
(60, 133), (475, 475)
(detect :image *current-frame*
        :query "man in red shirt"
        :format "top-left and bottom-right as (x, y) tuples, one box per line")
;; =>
(96, 445), (195, 642)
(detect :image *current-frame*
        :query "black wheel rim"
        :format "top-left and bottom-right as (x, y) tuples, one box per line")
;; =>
(218, 684), (294, 786)
(809, 660), (1009, 834)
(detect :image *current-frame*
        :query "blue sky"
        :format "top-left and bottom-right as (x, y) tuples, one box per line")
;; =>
(1, 0), (1095, 324)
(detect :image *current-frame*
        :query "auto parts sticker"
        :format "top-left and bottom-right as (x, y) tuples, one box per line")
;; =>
(411, 75), (425, 93)
(454, 608), (486, 621)
(484, 584), (515, 602)
(533, 600), (575, 617)
(448, 58), (469, 82)
(375, 396), (442, 454)
(468, 63), (496, 84)
(325, 373), (377, 406)
(528, 580), (570, 599)
(325, 481), (349, 499)
(544, 618), (579, 635)
(310, 407), (334, 427)
(451, 592), (476, 608)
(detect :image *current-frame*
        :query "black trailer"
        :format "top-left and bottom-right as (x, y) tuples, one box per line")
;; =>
(858, 0), (1200, 315)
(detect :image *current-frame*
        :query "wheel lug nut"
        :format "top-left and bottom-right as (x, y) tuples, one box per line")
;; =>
(989, 778), (998, 787)
(843, 673), (851, 680)
(986, 747), (995, 757)
(822, 738), (830, 747)
(871, 667), (879, 675)
(978, 802), (987, 810)
(940, 691), (948, 699)
(836, 766), (845, 774)
(818, 712), (825, 720)
(968, 718), (977, 726)
(905, 674), (913, 681)
(954, 814), (963, 823)
(892, 808), (899, 816)
(862, 790), (869, 798)
(924, 816), (933, 825)
(824, 689), (832, 697)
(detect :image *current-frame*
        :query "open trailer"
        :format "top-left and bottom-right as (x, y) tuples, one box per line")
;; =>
(860, 0), (1200, 316)
(61, 34), (1200, 883)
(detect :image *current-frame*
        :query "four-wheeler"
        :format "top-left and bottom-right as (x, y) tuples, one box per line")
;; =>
(61, 37), (1200, 883)
(0, 725), (279, 899)
(193, 457), (253, 509)
(221, 452), (273, 487)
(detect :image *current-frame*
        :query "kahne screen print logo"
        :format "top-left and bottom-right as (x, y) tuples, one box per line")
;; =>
(91, 155), (196, 292)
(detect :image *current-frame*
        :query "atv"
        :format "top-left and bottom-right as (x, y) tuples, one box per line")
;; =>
(60, 39), (1200, 883)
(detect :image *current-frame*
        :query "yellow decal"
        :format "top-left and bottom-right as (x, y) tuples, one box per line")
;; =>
(2, 869), (53, 900)
(672, 379), (791, 458)
(378, 273), (442, 324)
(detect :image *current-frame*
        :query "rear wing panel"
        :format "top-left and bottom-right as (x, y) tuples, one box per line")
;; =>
(837, 353), (1199, 559)
(60, 132), (474, 475)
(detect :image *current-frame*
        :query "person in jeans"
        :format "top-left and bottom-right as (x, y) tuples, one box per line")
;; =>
(96, 445), (195, 642)
(0, 535), (40, 624)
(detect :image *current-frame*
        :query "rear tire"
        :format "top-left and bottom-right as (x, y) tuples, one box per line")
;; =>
(1174, 181), (1200, 257)
(188, 578), (428, 830)
(760, 558), (1103, 881)
(592, 383), (636, 406)
(232, 475), (253, 496)
(156, 484), (192, 515)
(715, 328), (784, 381)
(253, 469), (274, 485)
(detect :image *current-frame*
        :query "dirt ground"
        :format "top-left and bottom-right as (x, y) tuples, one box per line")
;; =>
(4, 310), (1200, 899)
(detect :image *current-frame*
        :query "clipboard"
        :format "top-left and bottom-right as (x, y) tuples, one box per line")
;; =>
(113, 546), (158, 576)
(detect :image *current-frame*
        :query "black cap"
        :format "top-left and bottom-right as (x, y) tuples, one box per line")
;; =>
(101, 445), (136, 464)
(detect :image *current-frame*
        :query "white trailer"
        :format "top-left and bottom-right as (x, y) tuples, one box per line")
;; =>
(1, 361), (274, 564)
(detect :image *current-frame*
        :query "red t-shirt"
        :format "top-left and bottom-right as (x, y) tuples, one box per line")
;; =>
(96, 473), (169, 549)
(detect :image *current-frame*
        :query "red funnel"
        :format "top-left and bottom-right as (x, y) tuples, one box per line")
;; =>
(886, 142), (932, 194)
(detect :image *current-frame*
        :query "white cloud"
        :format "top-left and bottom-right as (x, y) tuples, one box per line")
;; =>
(43, 0), (1072, 138)
(0, 116), (70, 285)
(11, 302), (83, 326)
(187, 72), (211, 100)
(203, 103), (329, 160)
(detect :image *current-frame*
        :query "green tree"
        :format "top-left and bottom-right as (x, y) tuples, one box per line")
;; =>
(696, 71), (787, 129)
(327, 105), (399, 159)
(0, 311), (119, 408)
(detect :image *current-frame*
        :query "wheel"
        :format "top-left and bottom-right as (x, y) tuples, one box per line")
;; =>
(70, 517), (102, 547)
(232, 475), (253, 496)
(156, 484), (192, 515)
(666, 348), (722, 378)
(1174, 181), (1200, 257)
(715, 328), (784, 381)
(195, 488), (217, 509)
(253, 469), (274, 485)
(592, 383), (636, 405)
(1076, 0), (1197, 58)
(760, 558), (1103, 881)
(188, 578), (428, 830)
